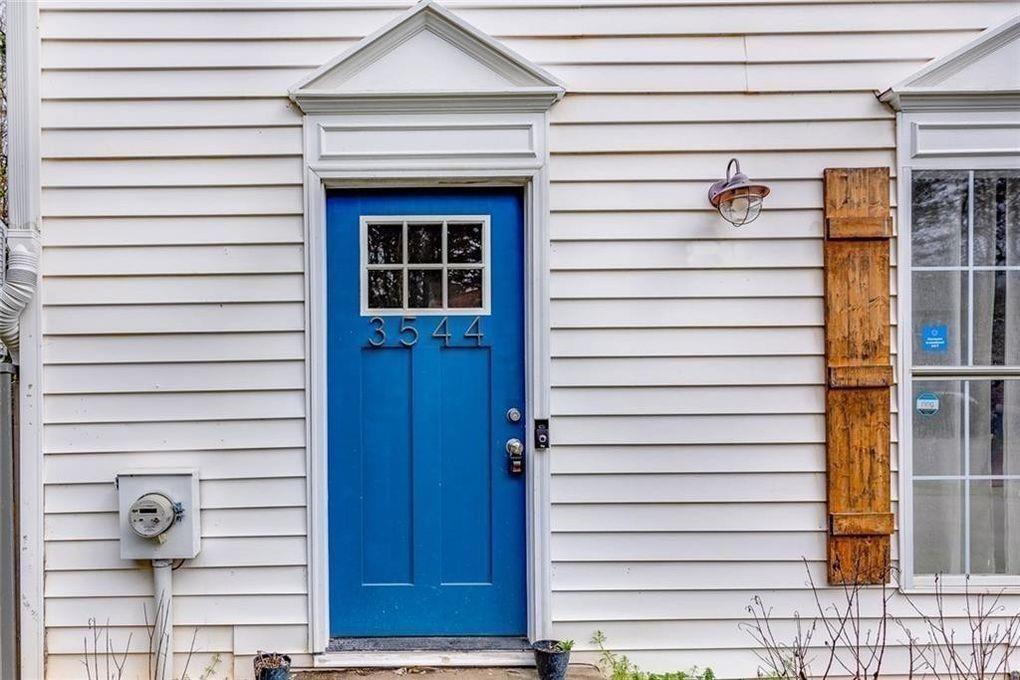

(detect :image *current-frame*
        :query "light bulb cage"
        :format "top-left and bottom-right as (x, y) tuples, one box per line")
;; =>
(708, 158), (771, 227)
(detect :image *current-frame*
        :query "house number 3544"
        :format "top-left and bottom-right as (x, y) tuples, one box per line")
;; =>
(368, 316), (483, 348)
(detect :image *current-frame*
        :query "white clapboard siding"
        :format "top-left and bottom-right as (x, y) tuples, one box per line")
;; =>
(44, 450), (307, 484)
(37, 4), (1019, 39)
(43, 274), (307, 305)
(549, 444), (825, 474)
(551, 385), (824, 414)
(550, 121), (895, 153)
(551, 268), (824, 298)
(550, 150), (898, 182)
(45, 537), (307, 571)
(550, 356), (823, 386)
(41, 215), (304, 246)
(42, 127), (301, 158)
(45, 478), (305, 514)
(42, 157), (304, 188)
(45, 508), (307, 541)
(46, 625), (234, 654)
(34, 2), (1020, 678)
(44, 361), (305, 394)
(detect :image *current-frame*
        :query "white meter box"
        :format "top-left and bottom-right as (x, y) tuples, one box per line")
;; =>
(117, 469), (201, 560)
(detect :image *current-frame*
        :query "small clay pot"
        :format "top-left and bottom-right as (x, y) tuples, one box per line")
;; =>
(533, 640), (571, 680)
(254, 653), (291, 680)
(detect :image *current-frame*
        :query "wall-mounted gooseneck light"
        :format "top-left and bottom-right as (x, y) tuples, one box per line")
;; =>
(708, 158), (771, 227)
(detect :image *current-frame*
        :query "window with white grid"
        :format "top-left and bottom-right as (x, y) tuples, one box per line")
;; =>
(908, 170), (1020, 578)
(360, 216), (491, 315)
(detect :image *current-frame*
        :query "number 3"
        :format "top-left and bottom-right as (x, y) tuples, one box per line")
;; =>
(368, 317), (386, 347)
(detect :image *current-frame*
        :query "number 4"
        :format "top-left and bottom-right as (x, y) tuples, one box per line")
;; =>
(432, 317), (451, 347)
(465, 316), (483, 346)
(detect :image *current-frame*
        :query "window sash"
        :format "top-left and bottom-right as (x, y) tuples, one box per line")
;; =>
(907, 169), (1020, 579)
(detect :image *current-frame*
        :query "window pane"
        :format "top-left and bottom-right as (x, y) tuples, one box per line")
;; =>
(912, 270), (967, 366)
(914, 480), (964, 575)
(368, 269), (402, 309)
(969, 379), (1020, 477)
(973, 170), (1020, 267)
(408, 269), (443, 309)
(972, 271), (1020, 366)
(969, 480), (1020, 575)
(912, 171), (968, 267)
(447, 223), (483, 263)
(912, 380), (964, 476)
(448, 269), (483, 309)
(367, 224), (403, 265)
(407, 223), (442, 264)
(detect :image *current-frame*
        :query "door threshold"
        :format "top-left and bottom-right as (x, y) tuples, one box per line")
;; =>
(316, 638), (533, 668)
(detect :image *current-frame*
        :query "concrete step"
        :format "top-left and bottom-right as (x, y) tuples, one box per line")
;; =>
(294, 665), (602, 680)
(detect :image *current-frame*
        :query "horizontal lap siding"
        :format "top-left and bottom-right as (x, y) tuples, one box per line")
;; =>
(35, 1), (1019, 678)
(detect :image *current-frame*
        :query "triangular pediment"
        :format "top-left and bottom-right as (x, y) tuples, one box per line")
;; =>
(882, 15), (1020, 110)
(289, 0), (565, 113)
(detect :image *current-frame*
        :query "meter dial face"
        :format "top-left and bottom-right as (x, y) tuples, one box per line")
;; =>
(129, 492), (177, 539)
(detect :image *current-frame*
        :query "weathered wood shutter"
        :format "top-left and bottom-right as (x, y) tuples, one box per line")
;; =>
(823, 167), (894, 585)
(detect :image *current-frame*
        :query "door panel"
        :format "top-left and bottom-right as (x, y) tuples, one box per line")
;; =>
(326, 188), (527, 636)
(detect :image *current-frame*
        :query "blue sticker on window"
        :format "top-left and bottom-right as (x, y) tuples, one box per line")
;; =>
(915, 392), (940, 416)
(921, 324), (948, 353)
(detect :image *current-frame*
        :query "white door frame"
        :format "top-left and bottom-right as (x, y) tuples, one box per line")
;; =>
(300, 114), (555, 655)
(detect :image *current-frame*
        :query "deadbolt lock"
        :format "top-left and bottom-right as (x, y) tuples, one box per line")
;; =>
(506, 438), (524, 475)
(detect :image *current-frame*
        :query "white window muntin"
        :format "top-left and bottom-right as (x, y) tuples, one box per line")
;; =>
(901, 167), (1020, 588)
(359, 215), (492, 316)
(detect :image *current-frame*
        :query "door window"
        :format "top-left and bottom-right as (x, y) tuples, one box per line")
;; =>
(361, 216), (490, 314)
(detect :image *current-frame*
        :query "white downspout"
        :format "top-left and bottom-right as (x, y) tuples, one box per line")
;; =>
(0, 242), (39, 365)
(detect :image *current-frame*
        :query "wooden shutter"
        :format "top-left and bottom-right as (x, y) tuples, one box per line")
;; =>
(823, 167), (894, 585)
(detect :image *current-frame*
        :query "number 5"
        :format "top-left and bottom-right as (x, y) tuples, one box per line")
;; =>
(400, 317), (418, 347)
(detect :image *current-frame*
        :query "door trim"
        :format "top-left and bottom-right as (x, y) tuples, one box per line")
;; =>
(302, 114), (554, 654)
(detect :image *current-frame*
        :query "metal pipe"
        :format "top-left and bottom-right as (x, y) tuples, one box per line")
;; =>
(151, 559), (174, 680)
(0, 364), (17, 680)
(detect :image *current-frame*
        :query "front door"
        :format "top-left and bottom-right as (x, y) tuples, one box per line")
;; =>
(326, 188), (527, 637)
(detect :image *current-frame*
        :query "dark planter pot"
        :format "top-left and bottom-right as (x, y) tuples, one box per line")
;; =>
(254, 653), (291, 680)
(533, 640), (571, 680)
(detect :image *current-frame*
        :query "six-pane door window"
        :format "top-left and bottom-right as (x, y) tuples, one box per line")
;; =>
(361, 216), (489, 314)
(910, 170), (1020, 577)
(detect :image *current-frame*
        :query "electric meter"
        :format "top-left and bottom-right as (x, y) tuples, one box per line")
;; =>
(129, 492), (179, 540)
(117, 469), (200, 560)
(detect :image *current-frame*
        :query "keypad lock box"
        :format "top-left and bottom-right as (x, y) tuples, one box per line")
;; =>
(116, 469), (201, 560)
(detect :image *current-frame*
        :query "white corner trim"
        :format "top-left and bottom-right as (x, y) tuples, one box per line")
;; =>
(5, 1), (44, 678)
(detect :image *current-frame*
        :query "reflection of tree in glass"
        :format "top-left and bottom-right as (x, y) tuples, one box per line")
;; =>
(911, 171), (968, 266)
(368, 270), (401, 308)
(448, 269), (482, 308)
(367, 224), (402, 264)
(409, 269), (442, 308)
(448, 223), (482, 263)
(408, 224), (442, 263)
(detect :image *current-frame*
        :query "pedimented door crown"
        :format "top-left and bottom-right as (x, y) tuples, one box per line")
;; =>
(289, 0), (565, 114)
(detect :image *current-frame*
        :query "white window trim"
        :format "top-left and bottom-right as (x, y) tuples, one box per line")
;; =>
(895, 116), (1020, 592)
(359, 215), (492, 316)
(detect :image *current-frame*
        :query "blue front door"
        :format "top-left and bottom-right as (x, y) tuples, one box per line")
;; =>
(326, 188), (527, 636)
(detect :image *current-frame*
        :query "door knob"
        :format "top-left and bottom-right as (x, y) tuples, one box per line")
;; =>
(506, 438), (524, 475)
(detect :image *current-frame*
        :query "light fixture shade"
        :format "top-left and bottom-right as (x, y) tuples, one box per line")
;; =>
(708, 159), (771, 227)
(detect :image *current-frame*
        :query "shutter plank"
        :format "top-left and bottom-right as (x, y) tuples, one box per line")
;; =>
(823, 167), (893, 585)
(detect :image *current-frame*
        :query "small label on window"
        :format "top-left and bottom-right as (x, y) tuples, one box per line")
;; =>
(915, 392), (940, 416)
(921, 324), (948, 353)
